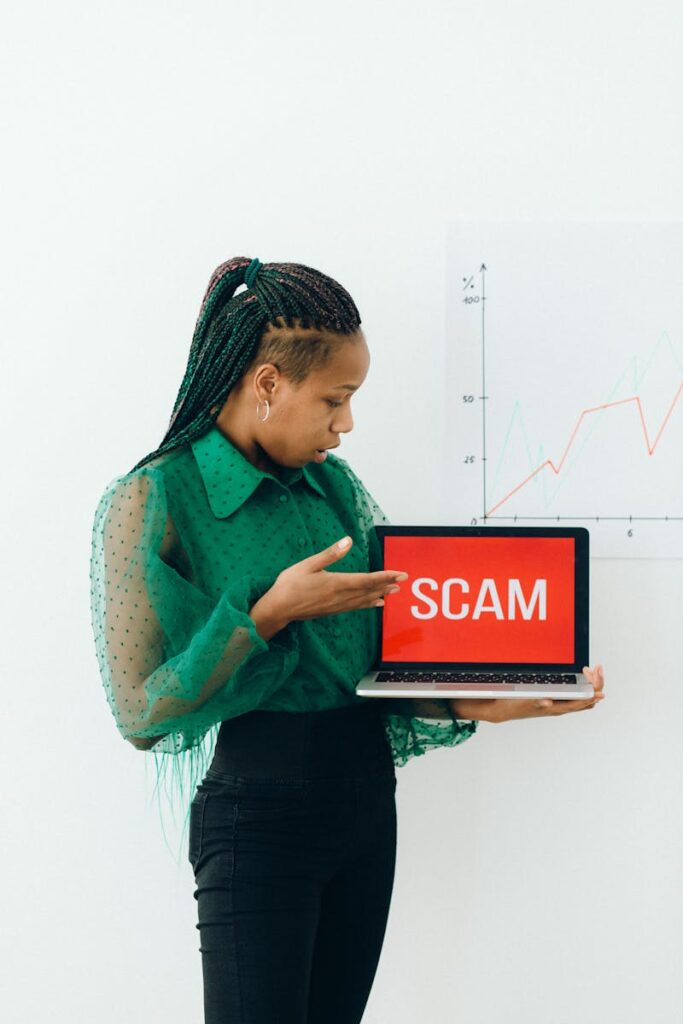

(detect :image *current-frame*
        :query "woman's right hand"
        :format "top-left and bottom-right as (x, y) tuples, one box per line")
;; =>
(269, 534), (408, 623)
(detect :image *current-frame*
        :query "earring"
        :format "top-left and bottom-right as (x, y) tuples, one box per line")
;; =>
(256, 399), (270, 422)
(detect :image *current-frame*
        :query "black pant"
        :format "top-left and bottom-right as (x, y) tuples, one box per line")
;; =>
(188, 702), (398, 1024)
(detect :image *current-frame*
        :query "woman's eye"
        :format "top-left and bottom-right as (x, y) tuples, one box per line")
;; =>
(326, 399), (342, 408)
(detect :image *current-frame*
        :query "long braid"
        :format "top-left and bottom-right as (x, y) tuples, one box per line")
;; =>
(129, 257), (362, 474)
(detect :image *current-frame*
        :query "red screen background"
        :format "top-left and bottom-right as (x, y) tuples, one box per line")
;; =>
(381, 536), (575, 663)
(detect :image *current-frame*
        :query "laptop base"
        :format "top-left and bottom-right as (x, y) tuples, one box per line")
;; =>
(356, 672), (593, 700)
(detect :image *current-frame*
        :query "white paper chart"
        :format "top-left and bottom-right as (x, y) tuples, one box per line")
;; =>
(444, 221), (683, 558)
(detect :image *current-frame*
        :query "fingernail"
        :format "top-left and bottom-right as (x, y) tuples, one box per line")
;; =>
(395, 573), (409, 581)
(338, 537), (350, 549)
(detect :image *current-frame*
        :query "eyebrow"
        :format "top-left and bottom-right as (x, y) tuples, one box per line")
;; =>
(332, 383), (359, 391)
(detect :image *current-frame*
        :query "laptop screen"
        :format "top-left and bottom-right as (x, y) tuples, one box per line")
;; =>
(376, 527), (589, 671)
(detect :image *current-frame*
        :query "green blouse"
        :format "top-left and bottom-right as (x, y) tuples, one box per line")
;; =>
(89, 424), (478, 793)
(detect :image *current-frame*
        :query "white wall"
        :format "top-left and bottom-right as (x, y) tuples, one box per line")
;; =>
(2, 1), (681, 1021)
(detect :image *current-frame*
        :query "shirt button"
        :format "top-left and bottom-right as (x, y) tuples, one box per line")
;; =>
(279, 494), (288, 503)
(298, 537), (305, 546)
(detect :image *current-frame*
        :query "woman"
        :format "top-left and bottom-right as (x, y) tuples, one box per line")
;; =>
(89, 256), (605, 1023)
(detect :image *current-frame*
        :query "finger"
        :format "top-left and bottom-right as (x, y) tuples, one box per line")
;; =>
(539, 697), (598, 713)
(306, 536), (355, 570)
(561, 698), (601, 712)
(368, 570), (410, 584)
(345, 571), (409, 593)
(536, 698), (583, 712)
(582, 666), (603, 695)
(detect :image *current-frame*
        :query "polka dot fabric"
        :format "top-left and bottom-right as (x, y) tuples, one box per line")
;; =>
(89, 425), (478, 840)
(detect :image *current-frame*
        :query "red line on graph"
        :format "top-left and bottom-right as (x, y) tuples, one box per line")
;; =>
(485, 380), (683, 517)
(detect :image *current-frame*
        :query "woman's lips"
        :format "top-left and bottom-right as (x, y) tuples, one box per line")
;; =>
(312, 443), (339, 461)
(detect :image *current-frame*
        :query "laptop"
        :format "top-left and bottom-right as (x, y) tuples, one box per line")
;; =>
(355, 525), (593, 700)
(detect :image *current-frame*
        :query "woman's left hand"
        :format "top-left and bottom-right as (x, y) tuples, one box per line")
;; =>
(449, 664), (606, 724)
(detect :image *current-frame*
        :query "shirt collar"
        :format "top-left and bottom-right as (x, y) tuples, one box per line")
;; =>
(190, 424), (327, 518)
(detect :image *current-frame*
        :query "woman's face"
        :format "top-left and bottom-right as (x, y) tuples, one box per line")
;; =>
(253, 333), (371, 469)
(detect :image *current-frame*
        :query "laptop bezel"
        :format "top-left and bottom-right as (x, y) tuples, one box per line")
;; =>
(373, 525), (589, 672)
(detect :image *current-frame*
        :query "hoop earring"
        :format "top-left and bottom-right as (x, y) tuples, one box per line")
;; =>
(256, 399), (270, 422)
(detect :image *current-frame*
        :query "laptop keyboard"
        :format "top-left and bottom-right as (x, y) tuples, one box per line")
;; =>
(375, 671), (577, 685)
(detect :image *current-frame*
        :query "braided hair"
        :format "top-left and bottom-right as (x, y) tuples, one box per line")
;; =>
(129, 257), (363, 474)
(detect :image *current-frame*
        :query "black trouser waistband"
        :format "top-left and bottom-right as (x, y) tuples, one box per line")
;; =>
(211, 702), (393, 780)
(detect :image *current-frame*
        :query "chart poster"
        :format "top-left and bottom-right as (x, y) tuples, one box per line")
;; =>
(444, 221), (683, 559)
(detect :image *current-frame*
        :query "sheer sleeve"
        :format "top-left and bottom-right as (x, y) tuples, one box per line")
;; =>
(335, 457), (479, 767)
(89, 467), (301, 754)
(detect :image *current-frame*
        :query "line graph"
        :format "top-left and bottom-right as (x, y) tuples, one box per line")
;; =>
(445, 221), (683, 557)
(486, 380), (683, 517)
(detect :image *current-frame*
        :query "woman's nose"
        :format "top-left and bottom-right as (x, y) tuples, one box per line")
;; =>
(334, 406), (354, 432)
